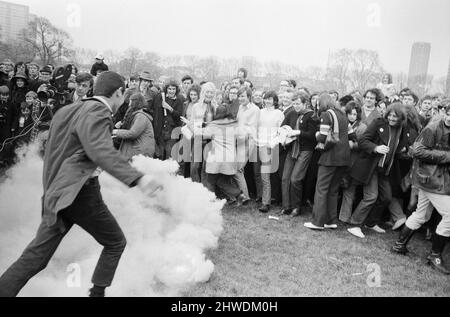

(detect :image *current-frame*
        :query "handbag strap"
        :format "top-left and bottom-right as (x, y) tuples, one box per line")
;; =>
(327, 109), (339, 134)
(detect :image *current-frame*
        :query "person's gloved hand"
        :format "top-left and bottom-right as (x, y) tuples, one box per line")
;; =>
(137, 175), (163, 197)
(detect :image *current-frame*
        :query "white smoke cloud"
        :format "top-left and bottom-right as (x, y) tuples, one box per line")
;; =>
(0, 144), (224, 297)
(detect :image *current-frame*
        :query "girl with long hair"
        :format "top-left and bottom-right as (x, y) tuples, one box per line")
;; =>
(112, 93), (155, 160)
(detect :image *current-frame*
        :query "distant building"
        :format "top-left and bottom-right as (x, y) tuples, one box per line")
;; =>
(446, 58), (450, 97)
(407, 42), (431, 96)
(0, 0), (30, 42)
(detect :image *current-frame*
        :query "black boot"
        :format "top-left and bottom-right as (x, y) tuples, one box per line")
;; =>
(392, 225), (415, 254)
(427, 234), (450, 275)
(89, 285), (106, 297)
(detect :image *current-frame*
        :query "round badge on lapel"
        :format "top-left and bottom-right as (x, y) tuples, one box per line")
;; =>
(380, 128), (384, 133)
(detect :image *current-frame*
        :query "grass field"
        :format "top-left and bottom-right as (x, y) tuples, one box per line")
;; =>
(1, 165), (448, 297)
(183, 201), (450, 297)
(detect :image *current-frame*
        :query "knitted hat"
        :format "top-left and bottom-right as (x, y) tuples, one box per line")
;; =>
(93, 71), (125, 97)
(26, 91), (38, 99)
(20, 101), (30, 110)
(0, 86), (9, 94)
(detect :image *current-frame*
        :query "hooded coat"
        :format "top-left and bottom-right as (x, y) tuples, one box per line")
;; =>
(201, 118), (243, 175)
(115, 110), (155, 160)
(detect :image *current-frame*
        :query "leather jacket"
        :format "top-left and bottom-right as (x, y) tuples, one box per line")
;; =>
(410, 119), (450, 195)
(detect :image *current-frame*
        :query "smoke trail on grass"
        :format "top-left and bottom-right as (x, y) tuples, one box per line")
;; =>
(0, 144), (224, 296)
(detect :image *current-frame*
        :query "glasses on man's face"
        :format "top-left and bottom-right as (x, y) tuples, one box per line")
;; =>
(0, 94), (9, 97)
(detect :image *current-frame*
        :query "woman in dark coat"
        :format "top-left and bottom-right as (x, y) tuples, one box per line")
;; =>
(0, 86), (14, 166)
(152, 80), (184, 160)
(304, 93), (356, 230)
(10, 71), (29, 113)
(339, 101), (367, 223)
(387, 104), (421, 229)
(347, 103), (408, 238)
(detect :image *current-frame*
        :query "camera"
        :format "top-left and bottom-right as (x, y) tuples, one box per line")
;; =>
(37, 64), (75, 104)
(37, 84), (57, 102)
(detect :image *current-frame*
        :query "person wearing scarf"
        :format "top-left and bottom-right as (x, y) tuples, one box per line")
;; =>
(304, 93), (355, 231)
(347, 103), (408, 238)
(153, 79), (184, 160)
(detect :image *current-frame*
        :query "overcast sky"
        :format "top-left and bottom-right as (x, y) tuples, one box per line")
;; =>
(10, 0), (450, 77)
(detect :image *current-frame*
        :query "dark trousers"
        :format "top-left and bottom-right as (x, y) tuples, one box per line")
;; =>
(281, 150), (313, 209)
(271, 147), (288, 202)
(312, 165), (347, 227)
(156, 139), (176, 160)
(365, 174), (392, 227)
(303, 150), (321, 204)
(205, 173), (241, 200)
(0, 178), (127, 297)
(191, 139), (208, 185)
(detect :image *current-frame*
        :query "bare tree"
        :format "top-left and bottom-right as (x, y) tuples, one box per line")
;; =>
(0, 40), (35, 63)
(122, 47), (142, 76)
(327, 49), (352, 93)
(103, 49), (122, 65)
(241, 56), (261, 78)
(196, 56), (220, 82)
(327, 49), (384, 93)
(183, 55), (199, 76)
(22, 16), (74, 65)
(348, 49), (384, 92)
(219, 57), (240, 78)
(73, 47), (97, 68)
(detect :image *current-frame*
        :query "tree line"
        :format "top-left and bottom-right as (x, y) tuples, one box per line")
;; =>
(0, 15), (446, 95)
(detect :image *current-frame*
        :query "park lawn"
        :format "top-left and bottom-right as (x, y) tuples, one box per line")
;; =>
(183, 201), (450, 297)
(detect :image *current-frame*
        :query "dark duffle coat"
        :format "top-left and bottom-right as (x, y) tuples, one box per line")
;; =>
(350, 117), (408, 185)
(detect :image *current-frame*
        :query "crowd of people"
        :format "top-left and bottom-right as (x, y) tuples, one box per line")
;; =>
(0, 57), (449, 277)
